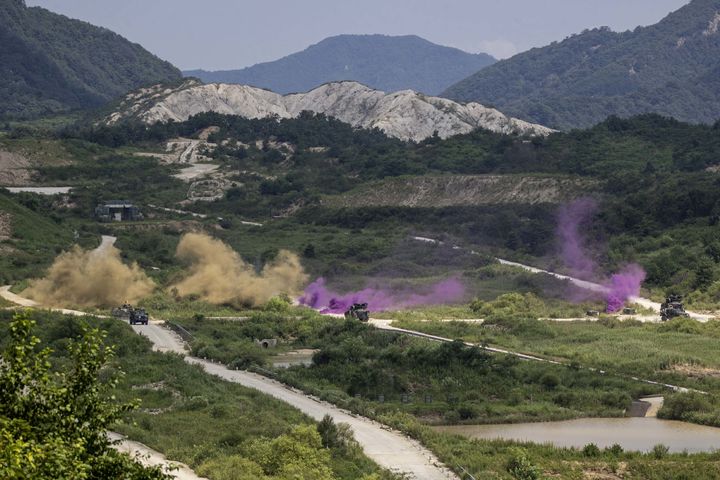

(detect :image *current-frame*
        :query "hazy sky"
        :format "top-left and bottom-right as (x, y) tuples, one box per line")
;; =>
(27, 0), (690, 71)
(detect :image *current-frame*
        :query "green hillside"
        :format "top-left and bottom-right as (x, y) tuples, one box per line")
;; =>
(0, 0), (181, 119)
(443, 0), (720, 129)
(0, 190), (74, 283)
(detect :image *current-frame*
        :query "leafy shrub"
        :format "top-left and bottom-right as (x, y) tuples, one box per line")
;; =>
(652, 444), (669, 459)
(583, 443), (600, 457)
(658, 392), (712, 420)
(607, 443), (624, 456)
(540, 373), (560, 390)
(506, 447), (541, 480)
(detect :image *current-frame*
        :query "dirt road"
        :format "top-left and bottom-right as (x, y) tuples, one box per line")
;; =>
(187, 358), (457, 480)
(132, 322), (457, 480)
(5, 186), (72, 195)
(108, 432), (208, 480)
(132, 321), (187, 354)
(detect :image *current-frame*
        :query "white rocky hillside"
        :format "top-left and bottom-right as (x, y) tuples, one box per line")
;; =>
(107, 80), (554, 142)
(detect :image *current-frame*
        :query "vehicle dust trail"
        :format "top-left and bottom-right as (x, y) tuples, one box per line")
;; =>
(108, 432), (208, 480)
(172, 233), (306, 308)
(22, 239), (155, 308)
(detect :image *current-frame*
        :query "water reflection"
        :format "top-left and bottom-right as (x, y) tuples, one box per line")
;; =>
(434, 418), (720, 453)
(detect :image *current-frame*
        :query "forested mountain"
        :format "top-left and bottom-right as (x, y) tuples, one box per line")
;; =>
(0, 0), (181, 119)
(443, 0), (720, 130)
(184, 34), (496, 95)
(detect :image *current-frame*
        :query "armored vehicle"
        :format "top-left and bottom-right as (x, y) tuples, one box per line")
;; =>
(660, 294), (689, 321)
(112, 303), (134, 320)
(129, 308), (149, 325)
(345, 303), (370, 322)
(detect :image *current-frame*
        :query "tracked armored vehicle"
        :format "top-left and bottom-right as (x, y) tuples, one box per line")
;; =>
(660, 294), (689, 321)
(112, 304), (149, 325)
(345, 303), (370, 322)
(112, 303), (134, 320)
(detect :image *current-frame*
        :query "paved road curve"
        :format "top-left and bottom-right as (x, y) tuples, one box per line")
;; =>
(130, 323), (457, 480)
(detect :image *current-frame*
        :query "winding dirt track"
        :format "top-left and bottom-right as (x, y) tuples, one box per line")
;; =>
(108, 432), (208, 480)
(0, 286), (457, 480)
(135, 326), (458, 480)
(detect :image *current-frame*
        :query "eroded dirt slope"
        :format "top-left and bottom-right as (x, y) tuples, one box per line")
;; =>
(326, 174), (597, 208)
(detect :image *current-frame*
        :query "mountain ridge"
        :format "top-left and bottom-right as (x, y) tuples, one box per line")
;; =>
(0, 0), (182, 119)
(184, 34), (496, 96)
(106, 79), (553, 142)
(442, 0), (720, 129)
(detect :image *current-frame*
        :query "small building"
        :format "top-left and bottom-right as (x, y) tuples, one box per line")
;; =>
(95, 200), (142, 222)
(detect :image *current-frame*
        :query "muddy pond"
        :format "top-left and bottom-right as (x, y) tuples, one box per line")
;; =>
(434, 417), (720, 453)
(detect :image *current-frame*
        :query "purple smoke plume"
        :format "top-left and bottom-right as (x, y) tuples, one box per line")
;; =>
(299, 277), (465, 313)
(557, 198), (646, 312)
(557, 197), (598, 279)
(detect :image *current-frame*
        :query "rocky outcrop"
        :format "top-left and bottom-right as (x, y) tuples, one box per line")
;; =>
(107, 80), (554, 142)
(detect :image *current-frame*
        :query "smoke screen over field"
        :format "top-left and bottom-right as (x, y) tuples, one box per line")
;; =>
(171, 233), (307, 307)
(300, 277), (465, 313)
(557, 198), (646, 312)
(24, 245), (155, 308)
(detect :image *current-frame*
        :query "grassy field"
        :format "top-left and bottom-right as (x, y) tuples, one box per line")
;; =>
(171, 311), (662, 423)
(392, 316), (720, 394)
(0, 310), (395, 480)
(154, 308), (720, 479)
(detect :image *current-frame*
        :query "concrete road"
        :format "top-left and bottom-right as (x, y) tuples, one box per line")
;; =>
(132, 321), (187, 354)
(135, 322), (457, 480)
(108, 432), (208, 480)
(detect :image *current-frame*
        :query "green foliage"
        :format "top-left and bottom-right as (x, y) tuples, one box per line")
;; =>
(658, 392), (713, 422)
(506, 447), (541, 480)
(0, 0), (180, 119)
(187, 314), (645, 425)
(246, 424), (335, 480)
(393, 317), (720, 395)
(651, 444), (669, 460)
(61, 111), (720, 304)
(0, 191), (74, 283)
(582, 443), (600, 458)
(443, 1), (720, 129)
(0, 309), (391, 480)
(0, 312), (169, 479)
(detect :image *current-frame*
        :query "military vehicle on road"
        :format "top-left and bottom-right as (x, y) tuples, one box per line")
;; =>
(130, 308), (149, 325)
(345, 303), (370, 322)
(660, 294), (689, 321)
(112, 304), (149, 325)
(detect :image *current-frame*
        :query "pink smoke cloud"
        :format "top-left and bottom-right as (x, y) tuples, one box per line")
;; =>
(299, 277), (465, 313)
(557, 198), (645, 312)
